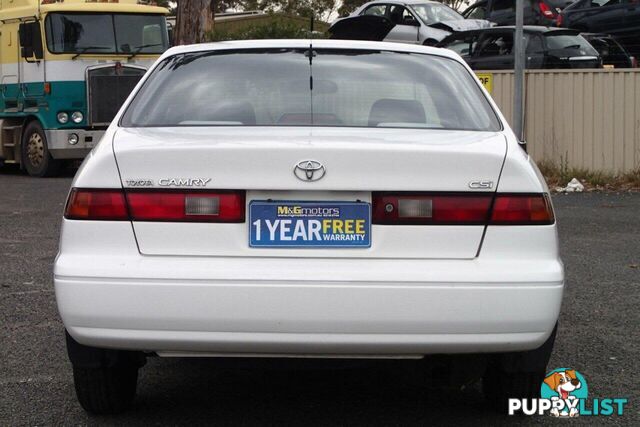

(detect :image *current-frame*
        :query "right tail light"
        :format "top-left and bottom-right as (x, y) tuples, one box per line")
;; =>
(372, 192), (554, 226)
(490, 194), (555, 225)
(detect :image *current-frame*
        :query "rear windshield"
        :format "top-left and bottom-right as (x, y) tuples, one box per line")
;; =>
(120, 48), (501, 131)
(544, 34), (598, 55)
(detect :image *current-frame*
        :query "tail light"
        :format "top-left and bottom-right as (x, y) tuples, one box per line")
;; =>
(373, 193), (493, 225)
(65, 189), (245, 222)
(126, 191), (245, 222)
(539, 2), (556, 18)
(65, 189), (128, 220)
(372, 192), (554, 226)
(556, 13), (563, 27)
(490, 194), (554, 225)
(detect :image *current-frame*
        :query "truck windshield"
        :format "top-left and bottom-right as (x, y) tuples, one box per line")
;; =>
(45, 13), (168, 55)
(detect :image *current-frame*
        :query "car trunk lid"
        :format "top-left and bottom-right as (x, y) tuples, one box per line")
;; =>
(113, 126), (507, 259)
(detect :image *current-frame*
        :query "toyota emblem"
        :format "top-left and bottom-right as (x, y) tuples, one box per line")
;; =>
(294, 160), (326, 182)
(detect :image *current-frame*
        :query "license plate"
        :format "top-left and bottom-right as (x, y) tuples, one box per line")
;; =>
(249, 201), (371, 248)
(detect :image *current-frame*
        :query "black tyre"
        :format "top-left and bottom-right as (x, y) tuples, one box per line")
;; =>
(73, 364), (139, 415)
(482, 325), (557, 412)
(66, 331), (143, 415)
(483, 367), (545, 412)
(21, 121), (61, 177)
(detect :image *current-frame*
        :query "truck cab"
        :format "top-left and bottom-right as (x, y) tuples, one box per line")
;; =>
(0, 0), (169, 176)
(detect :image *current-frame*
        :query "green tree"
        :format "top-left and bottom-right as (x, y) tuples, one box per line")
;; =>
(337, 0), (367, 17)
(240, 0), (337, 20)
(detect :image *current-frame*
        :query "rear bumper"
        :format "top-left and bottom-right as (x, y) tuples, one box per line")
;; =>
(55, 221), (564, 357)
(55, 259), (563, 357)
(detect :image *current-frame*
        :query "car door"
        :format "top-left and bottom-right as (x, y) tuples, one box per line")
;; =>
(583, 0), (627, 33)
(488, 0), (539, 24)
(468, 31), (515, 69)
(621, 0), (640, 35)
(487, 0), (516, 24)
(361, 2), (389, 17)
(384, 5), (421, 43)
(525, 33), (546, 68)
(463, 1), (488, 19)
(438, 32), (480, 64)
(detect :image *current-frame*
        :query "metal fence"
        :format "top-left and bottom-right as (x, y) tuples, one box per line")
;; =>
(487, 69), (640, 173)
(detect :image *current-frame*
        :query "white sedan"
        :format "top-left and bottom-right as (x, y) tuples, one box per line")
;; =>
(55, 39), (563, 414)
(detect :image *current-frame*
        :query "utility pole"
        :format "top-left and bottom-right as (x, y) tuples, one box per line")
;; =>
(513, 0), (525, 143)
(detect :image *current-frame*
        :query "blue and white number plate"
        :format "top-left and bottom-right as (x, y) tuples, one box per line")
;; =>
(249, 201), (371, 248)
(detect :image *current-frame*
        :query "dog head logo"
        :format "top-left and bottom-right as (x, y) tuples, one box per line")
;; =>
(544, 370), (581, 399)
(541, 368), (588, 417)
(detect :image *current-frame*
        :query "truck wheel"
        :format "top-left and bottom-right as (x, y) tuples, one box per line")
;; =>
(21, 121), (61, 177)
(482, 325), (557, 412)
(73, 364), (139, 415)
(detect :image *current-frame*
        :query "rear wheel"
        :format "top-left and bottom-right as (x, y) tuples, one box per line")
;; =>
(73, 364), (139, 415)
(21, 121), (61, 177)
(66, 331), (144, 415)
(482, 325), (557, 412)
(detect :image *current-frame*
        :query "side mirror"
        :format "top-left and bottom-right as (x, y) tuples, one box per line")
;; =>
(403, 16), (420, 26)
(21, 46), (34, 58)
(19, 22), (43, 60)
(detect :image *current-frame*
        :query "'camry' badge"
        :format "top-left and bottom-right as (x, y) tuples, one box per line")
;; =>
(158, 178), (211, 187)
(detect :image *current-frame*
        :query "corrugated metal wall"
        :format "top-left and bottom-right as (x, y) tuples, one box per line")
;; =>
(488, 69), (640, 173)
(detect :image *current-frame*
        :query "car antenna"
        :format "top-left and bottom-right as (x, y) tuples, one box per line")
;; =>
(307, 14), (315, 65)
(307, 14), (316, 124)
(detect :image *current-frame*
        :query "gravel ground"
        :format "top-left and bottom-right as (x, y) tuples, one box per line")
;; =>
(0, 167), (638, 426)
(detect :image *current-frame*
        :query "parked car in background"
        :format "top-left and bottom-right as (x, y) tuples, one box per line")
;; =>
(558, 0), (640, 57)
(330, 0), (492, 45)
(582, 33), (637, 68)
(462, 0), (575, 26)
(438, 26), (602, 69)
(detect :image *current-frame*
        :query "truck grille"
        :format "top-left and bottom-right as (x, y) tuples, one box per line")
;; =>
(87, 65), (146, 126)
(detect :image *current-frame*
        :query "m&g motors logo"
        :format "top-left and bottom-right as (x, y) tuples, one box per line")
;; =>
(508, 368), (628, 417)
(277, 205), (340, 218)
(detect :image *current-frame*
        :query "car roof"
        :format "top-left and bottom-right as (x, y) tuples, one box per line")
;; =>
(159, 39), (462, 63)
(364, 0), (443, 5)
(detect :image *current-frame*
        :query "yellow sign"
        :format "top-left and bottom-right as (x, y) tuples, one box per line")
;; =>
(476, 73), (493, 94)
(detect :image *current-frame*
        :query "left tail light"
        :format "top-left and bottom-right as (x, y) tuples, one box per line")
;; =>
(64, 189), (245, 222)
(126, 191), (245, 222)
(64, 189), (129, 220)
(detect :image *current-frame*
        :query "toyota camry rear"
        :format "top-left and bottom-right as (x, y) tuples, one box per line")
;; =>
(54, 39), (563, 414)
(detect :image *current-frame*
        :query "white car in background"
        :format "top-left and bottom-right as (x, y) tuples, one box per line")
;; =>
(55, 39), (563, 414)
(330, 0), (493, 45)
